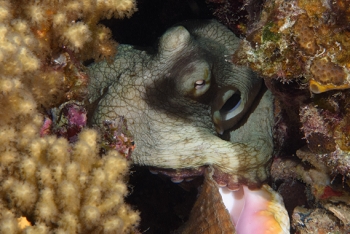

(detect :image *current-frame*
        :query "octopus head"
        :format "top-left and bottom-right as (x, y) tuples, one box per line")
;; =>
(87, 20), (288, 233)
(157, 22), (263, 135)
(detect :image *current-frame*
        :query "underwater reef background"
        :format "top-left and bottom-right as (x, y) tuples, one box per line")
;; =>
(113, 0), (350, 233)
(1, 0), (350, 233)
(110, 0), (350, 233)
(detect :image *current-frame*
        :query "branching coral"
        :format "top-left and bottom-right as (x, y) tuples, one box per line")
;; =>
(0, 0), (137, 108)
(1, 130), (139, 233)
(0, 0), (139, 232)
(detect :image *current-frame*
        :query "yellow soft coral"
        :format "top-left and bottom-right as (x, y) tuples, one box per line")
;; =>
(0, 0), (139, 232)
(1, 129), (140, 233)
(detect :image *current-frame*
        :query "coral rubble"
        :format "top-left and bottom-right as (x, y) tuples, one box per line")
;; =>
(271, 90), (350, 233)
(299, 92), (350, 178)
(0, 0), (139, 232)
(232, 0), (350, 93)
(224, 0), (350, 232)
(270, 91), (350, 232)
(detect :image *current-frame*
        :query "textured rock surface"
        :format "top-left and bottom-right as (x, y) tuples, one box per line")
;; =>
(233, 0), (350, 94)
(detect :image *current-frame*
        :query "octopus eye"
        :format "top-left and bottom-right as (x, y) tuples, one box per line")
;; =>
(220, 92), (241, 114)
(212, 89), (245, 134)
(194, 80), (206, 89)
(180, 61), (211, 97)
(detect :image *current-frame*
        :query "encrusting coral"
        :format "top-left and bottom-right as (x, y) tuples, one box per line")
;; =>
(268, 87), (350, 232)
(211, 0), (350, 232)
(0, 0), (139, 233)
(232, 0), (350, 94)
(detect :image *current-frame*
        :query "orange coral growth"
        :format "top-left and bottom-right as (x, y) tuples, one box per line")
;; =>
(17, 217), (31, 230)
(318, 186), (343, 200)
(310, 58), (347, 85)
(309, 80), (350, 94)
(293, 14), (318, 55)
(308, 57), (350, 93)
(233, 0), (350, 93)
(297, 0), (327, 19)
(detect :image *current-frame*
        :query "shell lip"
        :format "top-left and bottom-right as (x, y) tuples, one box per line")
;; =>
(156, 166), (290, 234)
(208, 167), (290, 234)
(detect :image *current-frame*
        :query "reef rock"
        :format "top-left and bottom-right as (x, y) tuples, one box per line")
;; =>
(233, 0), (350, 94)
(87, 19), (290, 233)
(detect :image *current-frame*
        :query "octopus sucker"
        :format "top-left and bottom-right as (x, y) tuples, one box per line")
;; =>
(87, 19), (289, 232)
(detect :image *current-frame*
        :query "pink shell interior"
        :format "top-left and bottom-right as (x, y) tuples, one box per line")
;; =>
(219, 185), (289, 234)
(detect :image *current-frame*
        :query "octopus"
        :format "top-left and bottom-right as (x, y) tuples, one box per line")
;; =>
(87, 20), (290, 233)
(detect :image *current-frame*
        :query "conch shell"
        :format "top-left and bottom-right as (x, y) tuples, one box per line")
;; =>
(181, 168), (290, 234)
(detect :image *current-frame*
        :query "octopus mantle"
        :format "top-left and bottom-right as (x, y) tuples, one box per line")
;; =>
(87, 20), (274, 188)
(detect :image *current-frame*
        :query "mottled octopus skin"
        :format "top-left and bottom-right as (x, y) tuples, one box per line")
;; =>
(87, 20), (274, 187)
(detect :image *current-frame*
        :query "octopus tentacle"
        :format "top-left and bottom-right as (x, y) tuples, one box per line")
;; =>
(87, 19), (272, 188)
(87, 19), (290, 233)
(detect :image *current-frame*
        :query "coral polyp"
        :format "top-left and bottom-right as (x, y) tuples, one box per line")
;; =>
(0, 0), (140, 232)
(309, 57), (350, 93)
(293, 14), (318, 55)
(233, 0), (350, 93)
